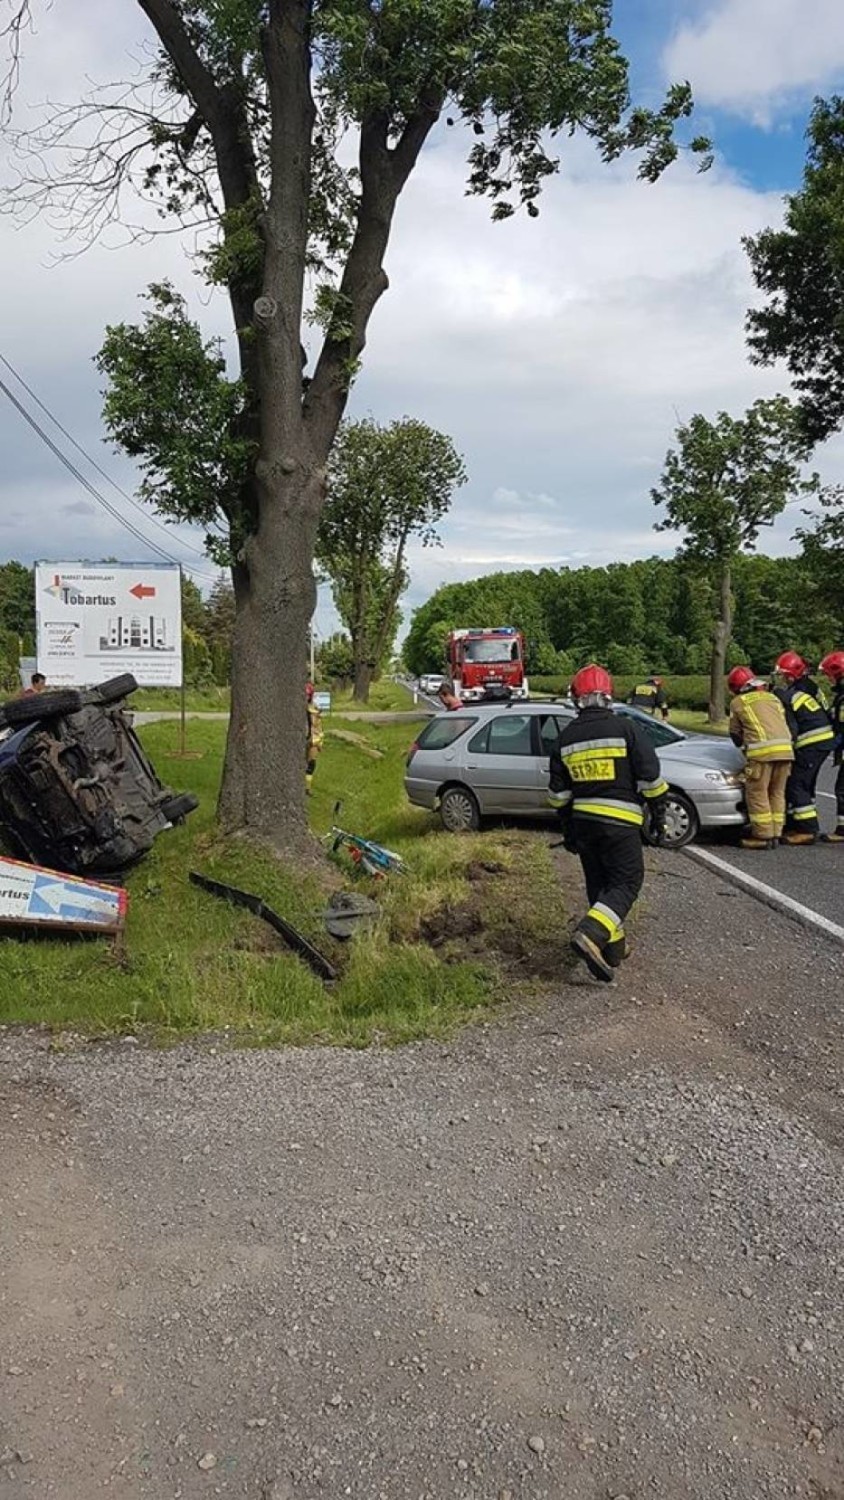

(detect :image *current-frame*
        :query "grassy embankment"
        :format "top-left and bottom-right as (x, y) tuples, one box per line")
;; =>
(0, 714), (562, 1044)
(131, 679), (417, 715)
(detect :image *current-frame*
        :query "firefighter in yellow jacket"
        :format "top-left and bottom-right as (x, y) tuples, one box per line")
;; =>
(727, 667), (794, 849)
(305, 681), (324, 794)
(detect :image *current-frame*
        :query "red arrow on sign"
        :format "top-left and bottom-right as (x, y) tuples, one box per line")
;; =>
(130, 583), (156, 600)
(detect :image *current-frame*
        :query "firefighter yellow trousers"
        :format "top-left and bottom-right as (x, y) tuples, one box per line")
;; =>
(744, 760), (791, 840)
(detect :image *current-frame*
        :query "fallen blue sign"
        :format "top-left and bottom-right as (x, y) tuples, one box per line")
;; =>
(0, 856), (127, 936)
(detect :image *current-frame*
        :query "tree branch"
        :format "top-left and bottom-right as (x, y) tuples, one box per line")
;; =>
(137, 0), (261, 215)
(135, 0), (222, 135)
(303, 100), (441, 457)
(1, 0), (31, 125)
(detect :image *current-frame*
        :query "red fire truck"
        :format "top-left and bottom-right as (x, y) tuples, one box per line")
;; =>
(446, 627), (528, 702)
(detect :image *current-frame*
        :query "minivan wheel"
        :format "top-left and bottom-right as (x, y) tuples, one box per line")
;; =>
(645, 790), (699, 850)
(159, 792), (199, 825)
(0, 689), (82, 728)
(439, 785), (480, 833)
(91, 673), (138, 705)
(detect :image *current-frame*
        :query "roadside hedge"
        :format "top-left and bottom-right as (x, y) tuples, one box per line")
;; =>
(530, 674), (712, 710)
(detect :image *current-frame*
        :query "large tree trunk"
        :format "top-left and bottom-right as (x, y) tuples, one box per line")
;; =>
(353, 659), (373, 703)
(708, 558), (733, 722)
(217, 466), (323, 857)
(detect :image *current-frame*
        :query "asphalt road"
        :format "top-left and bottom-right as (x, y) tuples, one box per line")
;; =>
(698, 758), (843, 931)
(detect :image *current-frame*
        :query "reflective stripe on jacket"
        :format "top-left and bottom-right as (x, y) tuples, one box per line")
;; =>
(775, 678), (834, 752)
(548, 707), (668, 827)
(626, 683), (667, 715)
(728, 689), (794, 762)
(307, 703), (324, 755)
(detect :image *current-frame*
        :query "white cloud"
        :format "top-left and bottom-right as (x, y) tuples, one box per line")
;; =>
(2, 4), (842, 651)
(664, 0), (844, 119)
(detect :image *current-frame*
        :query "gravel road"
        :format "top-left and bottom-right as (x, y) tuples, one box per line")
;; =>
(2, 852), (843, 1499)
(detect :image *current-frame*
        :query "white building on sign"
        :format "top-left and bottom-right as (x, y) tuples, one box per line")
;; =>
(36, 562), (183, 688)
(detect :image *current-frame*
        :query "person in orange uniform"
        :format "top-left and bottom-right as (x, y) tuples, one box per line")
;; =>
(772, 651), (834, 844)
(819, 651), (844, 843)
(727, 666), (794, 849)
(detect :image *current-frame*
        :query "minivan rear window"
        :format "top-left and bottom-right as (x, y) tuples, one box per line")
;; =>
(415, 716), (477, 751)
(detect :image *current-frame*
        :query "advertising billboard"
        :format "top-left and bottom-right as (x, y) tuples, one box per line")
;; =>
(35, 562), (183, 688)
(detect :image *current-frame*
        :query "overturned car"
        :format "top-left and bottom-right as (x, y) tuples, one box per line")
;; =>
(0, 674), (198, 875)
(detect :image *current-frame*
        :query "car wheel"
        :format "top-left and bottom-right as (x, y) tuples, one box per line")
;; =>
(646, 790), (699, 850)
(159, 792), (199, 824)
(0, 689), (83, 728)
(439, 785), (480, 833)
(90, 673), (138, 705)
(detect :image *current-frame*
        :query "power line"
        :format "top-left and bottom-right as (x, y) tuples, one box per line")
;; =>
(0, 351), (211, 563)
(0, 372), (216, 583)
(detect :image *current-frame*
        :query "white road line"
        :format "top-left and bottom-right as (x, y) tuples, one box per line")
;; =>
(685, 845), (844, 945)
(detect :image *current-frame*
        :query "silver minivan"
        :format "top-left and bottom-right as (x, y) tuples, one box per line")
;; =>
(404, 701), (746, 849)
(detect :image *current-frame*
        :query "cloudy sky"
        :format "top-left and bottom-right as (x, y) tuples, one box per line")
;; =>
(1, 0), (844, 643)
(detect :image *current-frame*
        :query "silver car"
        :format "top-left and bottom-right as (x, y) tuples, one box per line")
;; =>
(404, 701), (746, 849)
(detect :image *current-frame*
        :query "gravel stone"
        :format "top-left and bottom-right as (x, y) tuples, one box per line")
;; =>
(2, 853), (844, 1498)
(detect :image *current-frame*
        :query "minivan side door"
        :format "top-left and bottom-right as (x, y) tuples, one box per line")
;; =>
(534, 709), (575, 808)
(463, 712), (542, 812)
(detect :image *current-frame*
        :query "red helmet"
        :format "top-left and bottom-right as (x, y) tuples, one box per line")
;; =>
(774, 651), (808, 679)
(306, 680), (315, 701)
(819, 651), (844, 684)
(571, 664), (613, 700)
(727, 665), (756, 694)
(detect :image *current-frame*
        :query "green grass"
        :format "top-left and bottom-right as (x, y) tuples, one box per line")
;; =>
(327, 679), (417, 713)
(531, 674), (713, 712)
(671, 709), (728, 736)
(0, 717), (559, 1044)
(130, 679), (417, 715)
(131, 686), (231, 713)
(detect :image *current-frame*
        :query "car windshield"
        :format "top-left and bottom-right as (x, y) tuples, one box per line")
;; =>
(415, 716), (476, 751)
(462, 638), (520, 664)
(615, 705), (685, 746)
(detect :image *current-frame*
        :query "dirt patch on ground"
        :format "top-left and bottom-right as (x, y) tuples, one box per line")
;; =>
(417, 855), (575, 983)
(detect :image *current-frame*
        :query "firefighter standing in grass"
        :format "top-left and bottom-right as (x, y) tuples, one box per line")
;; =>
(772, 652), (834, 844)
(305, 681), (324, 795)
(549, 664), (669, 983)
(727, 667), (794, 850)
(819, 651), (844, 843)
(627, 675), (669, 720)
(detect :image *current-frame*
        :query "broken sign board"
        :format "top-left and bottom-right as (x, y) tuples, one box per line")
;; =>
(0, 857), (127, 938)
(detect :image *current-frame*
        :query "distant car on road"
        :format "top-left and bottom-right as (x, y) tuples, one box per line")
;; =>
(418, 674), (445, 696)
(405, 700), (745, 849)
